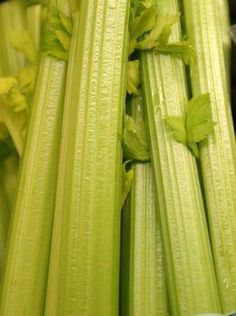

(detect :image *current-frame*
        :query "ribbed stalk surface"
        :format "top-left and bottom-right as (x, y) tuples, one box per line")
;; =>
(0, 52), (68, 316)
(120, 96), (168, 316)
(45, 1), (129, 315)
(140, 0), (222, 314)
(183, 0), (236, 312)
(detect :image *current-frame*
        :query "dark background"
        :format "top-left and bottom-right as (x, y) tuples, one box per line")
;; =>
(0, 0), (235, 127)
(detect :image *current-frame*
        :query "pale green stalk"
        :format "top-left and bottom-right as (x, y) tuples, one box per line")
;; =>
(140, 0), (221, 314)
(0, 184), (9, 283)
(0, 0), (26, 76)
(27, 4), (43, 51)
(215, 0), (231, 86)
(0, 0), (26, 284)
(45, 1), (129, 315)
(120, 95), (168, 316)
(183, 0), (236, 312)
(0, 1), (70, 314)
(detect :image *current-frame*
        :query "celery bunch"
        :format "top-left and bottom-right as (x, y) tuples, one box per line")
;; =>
(0, 0), (235, 315)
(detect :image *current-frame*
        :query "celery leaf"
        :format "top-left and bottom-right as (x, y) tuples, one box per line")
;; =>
(186, 94), (216, 149)
(0, 78), (17, 95)
(11, 31), (38, 64)
(155, 41), (196, 64)
(165, 93), (215, 157)
(127, 60), (140, 95)
(164, 116), (187, 144)
(122, 115), (150, 162)
(42, 7), (72, 60)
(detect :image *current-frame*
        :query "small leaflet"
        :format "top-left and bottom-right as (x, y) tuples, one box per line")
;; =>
(129, 1), (196, 63)
(155, 41), (196, 64)
(0, 77), (17, 95)
(122, 115), (150, 162)
(164, 93), (216, 158)
(127, 60), (140, 95)
(42, 7), (73, 61)
(11, 31), (38, 64)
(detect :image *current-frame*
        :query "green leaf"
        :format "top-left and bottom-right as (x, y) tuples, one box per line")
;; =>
(0, 77), (17, 95)
(136, 15), (167, 50)
(155, 41), (196, 64)
(6, 88), (28, 112)
(129, 5), (157, 54)
(54, 30), (71, 51)
(122, 115), (150, 162)
(157, 14), (179, 44)
(11, 31), (38, 64)
(186, 94), (216, 144)
(18, 67), (37, 94)
(42, 7), (72, 60)
(127, 60), (140, 95)
(164, 116), (187, 144)
(164, 94), (215, 158)
(134, 13), (181, 52)
(60, 13), (73, 35)
(121, 162), (133, 208)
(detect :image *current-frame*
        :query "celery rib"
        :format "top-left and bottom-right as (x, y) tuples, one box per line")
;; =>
(45, 1), (129, 315)
(0, 1), (26, 76)
(0, 2), (69, 309)
(140, 0), (222, 314)
(120, 95), (168, 316)
(183, 0), (236, 312)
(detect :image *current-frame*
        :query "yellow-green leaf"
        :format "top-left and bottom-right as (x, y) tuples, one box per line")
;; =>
(11, 31), (38, 64)
(0, 77), (17, 95)
(127, 60), (140, 95)
(54, 30), (71, 51)
(164, 116), (187, 144)
(122, 115), (150, 161)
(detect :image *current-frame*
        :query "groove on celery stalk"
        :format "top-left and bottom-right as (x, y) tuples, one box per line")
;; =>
(0, 1), (71, 314)
(183, 0), (236, 312)
(120, 94), (168, 316)
(45, 1), (129, 315)
(140, 0), (222, 314)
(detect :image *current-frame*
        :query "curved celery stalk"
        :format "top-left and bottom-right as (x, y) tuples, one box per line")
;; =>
(120, 95), (168, 316)
(0, 4), (69, 315)
(140, 0), (221, 314)
(0, 0), (26, 76)
(45, 1), (129, 315)
(183, 0), (236, 312)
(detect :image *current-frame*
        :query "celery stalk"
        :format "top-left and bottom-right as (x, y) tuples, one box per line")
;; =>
(140, 0), (222, 314)
(26, 4), (43, 51)
(215, 0), (231, 77)
(45, 1), (129, 314)
(0, 184), (10, 283)
(0, 0), (27, 284)
(0, 0), (26, 76)
(0, 1), (70, 314)
(120, 95), (168, 316)
(183, 0), (236, 312)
